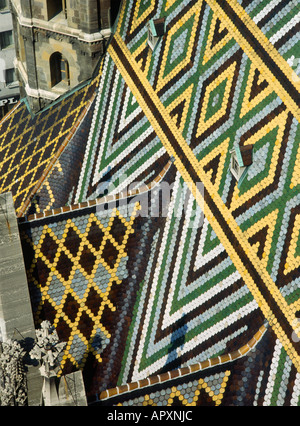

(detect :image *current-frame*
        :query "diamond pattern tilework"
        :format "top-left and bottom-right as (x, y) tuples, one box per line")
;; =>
(25, 98), (98, 215)
(0, 75), (100, 216)
(20, 202), (140, 389)
(0, 0), (298, 407)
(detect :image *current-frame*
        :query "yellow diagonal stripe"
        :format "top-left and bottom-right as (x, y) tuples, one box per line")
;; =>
(205, 0), (300, 122)
(108, 32), (300, 372)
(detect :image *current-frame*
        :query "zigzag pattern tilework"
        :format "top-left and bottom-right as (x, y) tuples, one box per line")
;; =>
(97, 326), (300, 406)
(106, 369), (232, 407)
(0, 0), (298, 406)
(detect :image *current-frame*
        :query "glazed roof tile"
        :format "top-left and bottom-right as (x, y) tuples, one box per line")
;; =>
(1, 0), (299, 406)
(0, 76), (100, 216)
(73, 0), (299, 404)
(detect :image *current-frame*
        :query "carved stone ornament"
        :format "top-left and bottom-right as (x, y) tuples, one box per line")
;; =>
(0, 339), (27, 406)
(30, 320), (66, 378)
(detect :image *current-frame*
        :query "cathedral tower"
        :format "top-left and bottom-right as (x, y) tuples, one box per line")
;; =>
(10, 0), (120, 112)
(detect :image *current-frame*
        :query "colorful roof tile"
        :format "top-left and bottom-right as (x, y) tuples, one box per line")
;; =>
(0, 76), (100, 216)
(1, 0), (300, 406)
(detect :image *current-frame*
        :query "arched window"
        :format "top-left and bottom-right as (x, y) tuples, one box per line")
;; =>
(50, 52), (70, 87)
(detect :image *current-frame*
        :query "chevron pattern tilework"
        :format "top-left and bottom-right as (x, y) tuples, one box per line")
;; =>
(110, 370), (232, 407)
(0, 0), (297, 406)
(74, 53), (169, 204)
(117, 178), (263, 383)
(76, 0), (300, 300)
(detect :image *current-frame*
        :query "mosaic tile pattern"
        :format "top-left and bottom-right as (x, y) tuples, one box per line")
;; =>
(117, 177), (264, 384)
(88, 0), (299, 385)
(73, 0), (299, 404)
(99, 322), (267, 404)
(19, 201), (142, 394)
(118, 370), (231, 406)
(0, 0), (298, 406)
(74, 53), (169, 204)
(95, 326), (300, 406)
(26, 97), (97, 215)
(0, 76), (99, 216)
(239, 0), (299, 61)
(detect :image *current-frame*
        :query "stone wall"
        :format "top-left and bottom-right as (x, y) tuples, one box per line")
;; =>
(10, 0), (117, 112)
(0, 192), (42, 405)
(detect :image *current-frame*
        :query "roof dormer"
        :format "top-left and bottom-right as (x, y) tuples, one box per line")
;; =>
(230, 144), (254, 183)
(147, 17), (166, 51)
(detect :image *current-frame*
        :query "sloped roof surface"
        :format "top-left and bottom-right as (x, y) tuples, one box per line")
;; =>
(0, 77), (99, 216)
(76, 0), (300, 405)
(1, 0), (299, 406)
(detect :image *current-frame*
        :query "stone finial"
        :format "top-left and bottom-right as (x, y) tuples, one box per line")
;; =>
(30, 321), (65, 378)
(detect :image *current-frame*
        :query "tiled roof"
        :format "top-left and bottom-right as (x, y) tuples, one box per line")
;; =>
(20, 200), (143, 396)
(25, 97), (98, 216)
(76, 0), (299, 404)
(97, 323), (268, 405)
(1, 0), (299, 406)
(0, 76), (100, 216)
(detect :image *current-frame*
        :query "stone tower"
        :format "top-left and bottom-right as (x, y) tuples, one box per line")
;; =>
(10, 0), (120, 112)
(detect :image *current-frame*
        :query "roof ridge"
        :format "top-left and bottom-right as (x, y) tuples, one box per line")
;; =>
(98, 323), (268, 402)
(18, 159), (172, 224)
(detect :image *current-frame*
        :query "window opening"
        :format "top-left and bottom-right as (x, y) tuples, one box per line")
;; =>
(50, 52), (70, 87)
